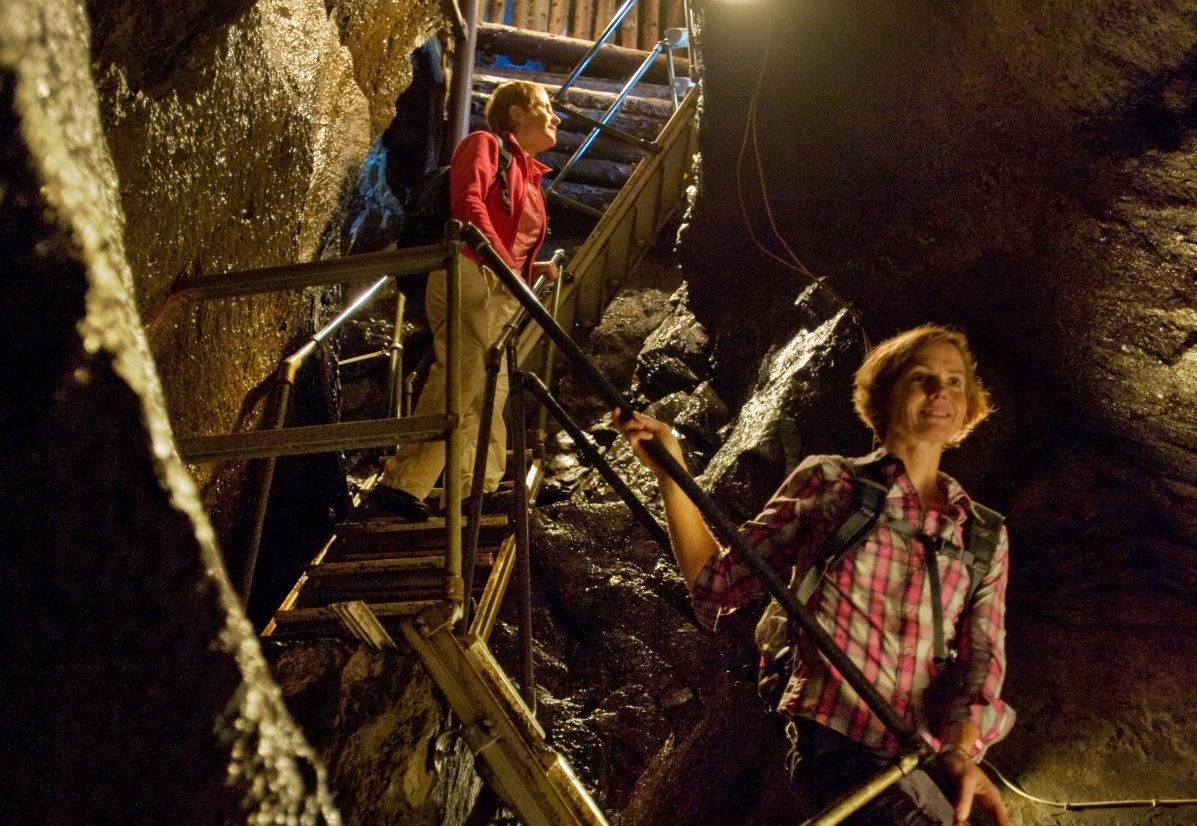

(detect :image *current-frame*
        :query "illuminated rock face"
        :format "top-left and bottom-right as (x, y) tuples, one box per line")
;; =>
(3, 0), (1196, 824)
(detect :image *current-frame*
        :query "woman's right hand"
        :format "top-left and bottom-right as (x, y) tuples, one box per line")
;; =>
(611, 408), (686, 480)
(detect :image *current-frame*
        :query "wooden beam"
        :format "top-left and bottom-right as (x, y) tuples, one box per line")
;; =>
(476, 22), (687, 83)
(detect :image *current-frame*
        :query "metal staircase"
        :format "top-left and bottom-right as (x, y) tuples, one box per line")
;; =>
(173, 11), (699, 826)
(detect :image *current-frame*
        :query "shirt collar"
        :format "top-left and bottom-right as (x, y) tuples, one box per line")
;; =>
(500, 132), (552, 175)
(856, 448), (972, 521)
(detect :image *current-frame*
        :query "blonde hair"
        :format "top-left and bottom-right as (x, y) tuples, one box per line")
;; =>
(852, 325), (992, 446)
(485, 80), (545, 134)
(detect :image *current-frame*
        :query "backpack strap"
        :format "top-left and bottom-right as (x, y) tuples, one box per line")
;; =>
(795, 461), (889, 605)
(961, 501), (1004, 607)
(496, 140), (514, 215)
(911, 499), (1004, 664)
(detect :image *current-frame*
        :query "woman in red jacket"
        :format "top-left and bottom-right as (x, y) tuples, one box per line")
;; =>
(370, 81), (561, 521)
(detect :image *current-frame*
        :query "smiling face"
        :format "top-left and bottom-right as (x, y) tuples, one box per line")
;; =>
(883, 341), (969, 450)
(509, 86), (560, 155)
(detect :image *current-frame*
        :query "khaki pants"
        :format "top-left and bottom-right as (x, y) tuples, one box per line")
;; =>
(380, 257), (520, 501)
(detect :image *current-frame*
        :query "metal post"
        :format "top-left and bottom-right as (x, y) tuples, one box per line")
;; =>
(240, 275), (392, 606)
(444, 227), (464, 607)
(508, 337), (535, 712)
(446, 0), (480, 155)
(386, 291), (407, 418)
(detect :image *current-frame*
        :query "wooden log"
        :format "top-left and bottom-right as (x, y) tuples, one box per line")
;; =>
(548, 0), (570, 34)
(476, 22), (688, 83)
(594, 0), (615, 43)
(470, 89), (665, 141)
(487, 0), (505, 23)
(571, 0), (593, 40)
(473, 72), (674, 118)
(468, 113), (650, 165)
(547, 180), (618, 212)
(620, 2), (639, 49)
(538, 151), (634, 188)
(512, 0), (532, 29)
(531, 0), (551, 32)
(475, 65), (672, 100)
(664, 0), (684, 28)
(641, 0), (660, 49)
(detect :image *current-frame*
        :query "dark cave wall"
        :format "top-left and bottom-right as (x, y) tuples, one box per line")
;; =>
(683, 0), (1197, 540)
(0, 1), (340, 821)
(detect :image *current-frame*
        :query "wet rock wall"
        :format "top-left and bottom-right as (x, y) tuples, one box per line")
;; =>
(0, 1), (342, 821)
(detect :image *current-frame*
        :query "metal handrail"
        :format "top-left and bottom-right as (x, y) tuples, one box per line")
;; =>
(460, 220), (936, 824)
(174, 237), (467, 615)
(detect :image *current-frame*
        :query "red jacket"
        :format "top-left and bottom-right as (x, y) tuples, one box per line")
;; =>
(449, 130), (550, 283)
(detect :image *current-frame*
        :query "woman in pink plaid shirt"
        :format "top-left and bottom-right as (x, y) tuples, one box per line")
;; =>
(616, 325), (1014, 826)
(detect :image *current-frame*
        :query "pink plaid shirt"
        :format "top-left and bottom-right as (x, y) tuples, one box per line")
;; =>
(691, 450), (1015, 756)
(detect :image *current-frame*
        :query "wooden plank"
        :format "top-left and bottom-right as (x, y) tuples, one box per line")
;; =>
(304, 555), (496, 577)
(641, 0), (661, 49)
(530, 0), (551, 33)
(473, 73), (674, 118)
(548, 0), (570, 34)
(513, 0), (532, 29)
(619, 1), (639, 50)
(664, 0), (684, 28)
(571, 0), (593, 40)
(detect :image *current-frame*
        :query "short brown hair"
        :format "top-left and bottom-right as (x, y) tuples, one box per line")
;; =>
(852, 325), (992, 446)
(485, 80), (544, 134)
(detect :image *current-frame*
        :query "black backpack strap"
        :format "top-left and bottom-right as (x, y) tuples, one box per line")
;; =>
(921, 498), (1004, 664)
(795, 461), (889, 605)
(961, 501), (1004, 607)
(496, 140), (514, 215)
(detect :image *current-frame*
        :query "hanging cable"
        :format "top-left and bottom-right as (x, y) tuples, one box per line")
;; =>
(732, 3), (869, 350)
(983, 759), (1197, 813)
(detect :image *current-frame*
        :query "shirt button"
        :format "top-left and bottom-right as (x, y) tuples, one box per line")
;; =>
(904, 603), (917, 615)
(903, 646), (914, 656)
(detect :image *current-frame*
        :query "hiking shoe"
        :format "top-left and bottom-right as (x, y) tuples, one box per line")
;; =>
(461, 489), (515, 516)
(367, 485), (430, 522)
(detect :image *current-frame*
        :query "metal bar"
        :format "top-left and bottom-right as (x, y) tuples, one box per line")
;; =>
(533, 271), (564, 453)
(509, 340), (535, 713)
(240, 377), (291, 605)
(386, 291), (407, 419)
(555, 0), (640, 97)
(523, 373), (670, 548)
(548, 102), (660, 153)
(800, 752), (924, 826)
(170, 246), (451, 300)
(461, 220), (928, 755)
(462, 270), (553, 631)
(447, 0), (480, 154)
(461, 351), (500, 631)
(443, 232), (464, 606)
(178, 414), (453, 462)
(549, 40), (666, 196)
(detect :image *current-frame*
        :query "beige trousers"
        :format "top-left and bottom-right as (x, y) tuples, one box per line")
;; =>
(379, 257), (520, 501)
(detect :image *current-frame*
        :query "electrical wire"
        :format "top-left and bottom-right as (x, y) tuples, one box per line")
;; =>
(732, 2), (869, 350)
(983, 758), (1197, 813)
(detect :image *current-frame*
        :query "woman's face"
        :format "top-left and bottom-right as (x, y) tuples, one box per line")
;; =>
(510, 86), (560, 155)
(884, 341), (969, 449)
